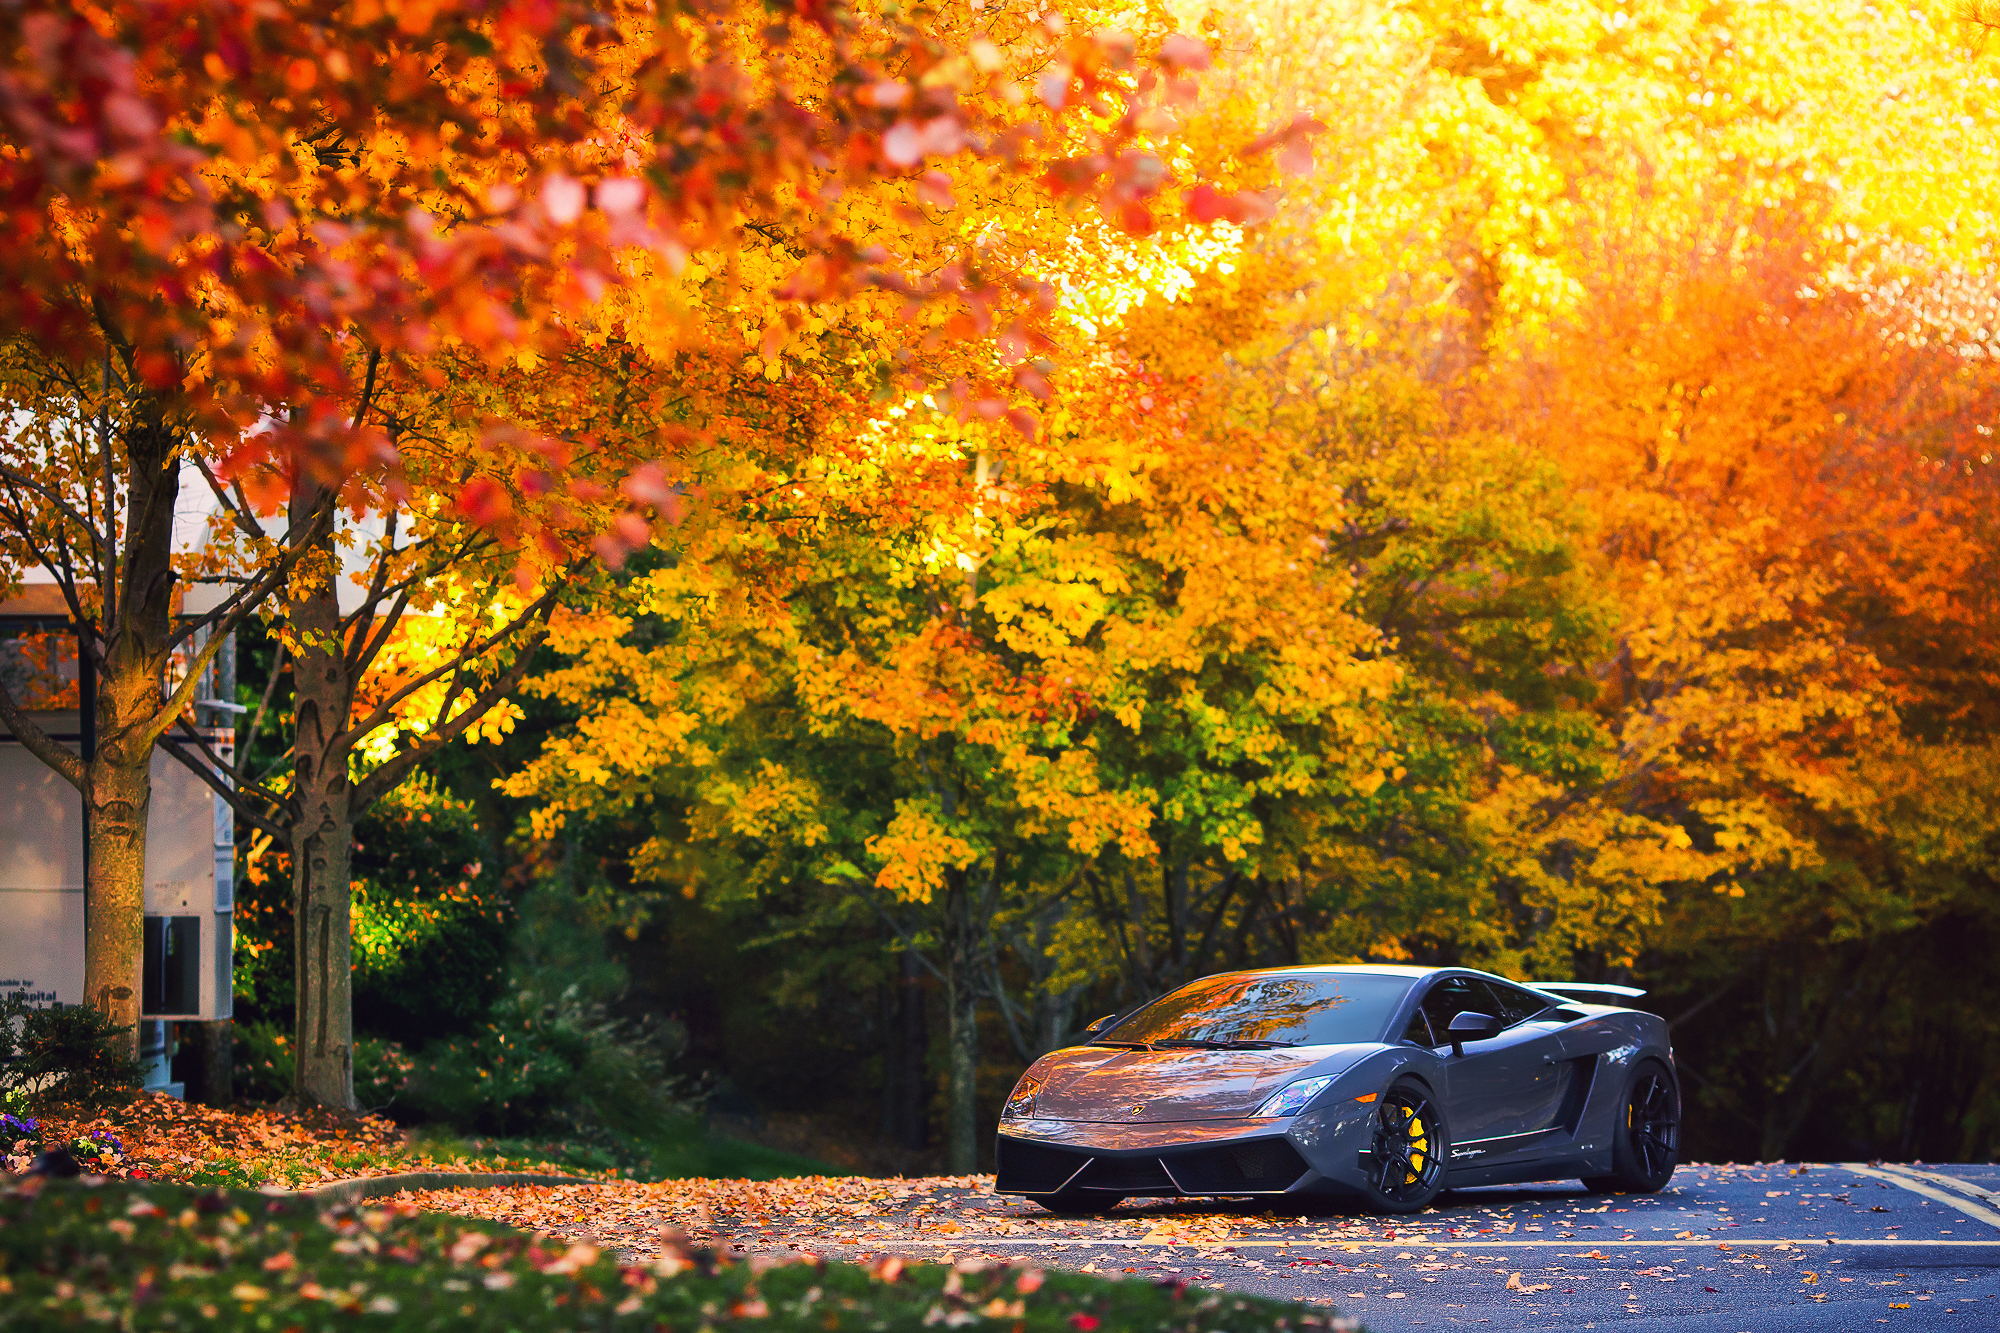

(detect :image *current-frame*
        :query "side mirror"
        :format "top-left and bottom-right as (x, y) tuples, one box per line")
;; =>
(1083, 1014), (1116, 1037)
(1446, 1010), (1502, 1057)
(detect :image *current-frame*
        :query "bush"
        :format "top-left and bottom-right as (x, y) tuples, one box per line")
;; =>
(1, 1180), (1356, 1333)
(407, 985), (689, 1139)
(232, 1023), (414, 1110)
(229, 777), (510, 1045)
(0, 995), (142, 1108)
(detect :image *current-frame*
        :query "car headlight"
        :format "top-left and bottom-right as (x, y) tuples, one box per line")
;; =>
(1254, 1075), (1336, 1118)
(1003, 1074), (1041, 1119)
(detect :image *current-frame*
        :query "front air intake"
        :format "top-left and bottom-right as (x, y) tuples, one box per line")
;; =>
(1082, 1155), (1176, 1193)
(1165, 1138), (1310, 1193)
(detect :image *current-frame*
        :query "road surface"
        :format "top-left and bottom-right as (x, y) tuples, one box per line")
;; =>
(410, 1160), (2000, 1331)
(707, 1161), (2000, 1332)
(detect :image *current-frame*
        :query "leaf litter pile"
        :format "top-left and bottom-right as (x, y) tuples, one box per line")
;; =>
(390, 1162), (1913, 1319)
(0, 1178), (1361, 1333)
(11, 1093), (607, 1189)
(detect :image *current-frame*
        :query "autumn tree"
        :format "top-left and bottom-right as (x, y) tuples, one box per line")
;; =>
(0, 348), (339, 1048)
(0, 0), (1274, 1067)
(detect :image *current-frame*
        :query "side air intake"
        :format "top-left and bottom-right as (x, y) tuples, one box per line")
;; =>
(995, 1138), (1090, 1193)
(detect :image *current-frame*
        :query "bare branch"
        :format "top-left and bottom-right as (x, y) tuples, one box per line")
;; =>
(168, 496), (336, 650)
(188, 452), (267, 543)
(158, 724), (293, 845)
(339, 575), (570, 741)
(350, 591), (564, 812)
(341, 511), (401, 676)
(241, 641), (286, 771)
(0, 463), (108, 555)
(347, 587), (411, 682)
(0, 674), (86, 789)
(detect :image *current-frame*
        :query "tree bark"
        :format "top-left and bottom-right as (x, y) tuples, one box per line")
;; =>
(881, 948), (930, 1151)
(287, 479), (358, 1110)
(82, 411), (181, 1057)
(192, 1018), (234, 1107)
(942, 876), (981, 1174)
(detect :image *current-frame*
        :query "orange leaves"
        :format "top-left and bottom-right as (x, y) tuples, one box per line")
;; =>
(0, 0), (1244, 534)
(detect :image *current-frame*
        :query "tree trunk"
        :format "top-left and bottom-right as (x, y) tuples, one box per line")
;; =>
(192, 1018), (233, 1107)
(83, 752), (151, 1053)
(942, 877), (981, 1175)
(83, 411), (181, 1058)
(881, 948), (930, 1151)
(288, 481), (358, 1110)
(945, 969), (979, 1174)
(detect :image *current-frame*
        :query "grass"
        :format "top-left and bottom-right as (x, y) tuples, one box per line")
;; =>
(643, 1114), (840, 1181)
(389, 1116), (838, 1183)
(0, 1179), (1364, 1333)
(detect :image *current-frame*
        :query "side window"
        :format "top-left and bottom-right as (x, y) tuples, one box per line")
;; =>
(1400, 1008), (1435, 1047)
(1475, 980), (1551, 1028)
(1419, 978), (1481, 1035)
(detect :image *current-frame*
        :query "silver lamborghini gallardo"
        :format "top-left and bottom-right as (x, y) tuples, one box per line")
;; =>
(994, 965), (1680, 1214)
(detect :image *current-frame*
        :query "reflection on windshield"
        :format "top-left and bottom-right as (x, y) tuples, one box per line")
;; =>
(1101, 972), (1414, 1048)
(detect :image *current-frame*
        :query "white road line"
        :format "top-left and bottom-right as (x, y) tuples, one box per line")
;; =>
(825, 1236), (2000, 1250)
(1842, 1163), (2000, 1232)
(1872, 1165), (2000, 1207)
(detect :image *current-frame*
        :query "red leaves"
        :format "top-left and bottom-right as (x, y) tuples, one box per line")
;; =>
(1068, 1315), (1101, 1330)
(0, 0), (1259, 537)
(1241, 114), (1328, 177)
(1157, 35), (1210, 72)
(459, 478), (514, 526)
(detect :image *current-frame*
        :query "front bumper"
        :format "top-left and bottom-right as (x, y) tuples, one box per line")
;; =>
(996, 1125), (1311, 1197)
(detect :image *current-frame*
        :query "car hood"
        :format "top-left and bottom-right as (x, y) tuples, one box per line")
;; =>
(1029, 1044), (1375, 1122)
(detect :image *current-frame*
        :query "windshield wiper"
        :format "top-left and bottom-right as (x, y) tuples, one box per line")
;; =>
(1086, 1040), (1158, 1051)
(1154, 1038), (1297, 1050)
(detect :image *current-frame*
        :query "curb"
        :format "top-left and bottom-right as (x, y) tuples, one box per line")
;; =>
(296, 1171), (600, 1206)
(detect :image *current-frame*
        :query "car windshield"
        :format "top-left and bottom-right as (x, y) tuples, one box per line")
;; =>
(1100, 972), (1415, 1048)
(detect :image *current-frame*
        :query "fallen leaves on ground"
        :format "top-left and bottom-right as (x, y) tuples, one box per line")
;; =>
(9, 1094), (608, 1189)
(2, 1178), (1364, 1333)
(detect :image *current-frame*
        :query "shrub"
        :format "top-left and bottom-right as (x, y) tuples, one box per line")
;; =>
(0, 995), (143, 1107)
(229, 777), (510, 1045)
(407, 985), (689, 1139)
(232, 1023), (415, 1110)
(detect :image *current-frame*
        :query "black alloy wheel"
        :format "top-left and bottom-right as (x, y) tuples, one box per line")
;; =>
(1363, 1080), (1447, 1214)
(1583, 1060), (1680, 1194)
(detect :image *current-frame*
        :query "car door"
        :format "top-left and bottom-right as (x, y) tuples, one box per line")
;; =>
(1419, 977), (1569, 1162)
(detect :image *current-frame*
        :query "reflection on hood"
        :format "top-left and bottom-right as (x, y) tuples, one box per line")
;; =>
(1030, 1044), (1371, 1121)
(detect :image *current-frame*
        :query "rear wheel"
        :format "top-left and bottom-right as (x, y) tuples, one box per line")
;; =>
(1033, 1189), (1125, 1215)
(1361, 1080), (1447, 1214)
(1582, 1060), (1680, 1194)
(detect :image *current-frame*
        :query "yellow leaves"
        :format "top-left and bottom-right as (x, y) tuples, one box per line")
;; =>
(868, 800), (979, 904)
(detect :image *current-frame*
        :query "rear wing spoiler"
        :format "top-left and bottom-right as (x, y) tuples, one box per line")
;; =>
(1533, 981), (1647, 1001)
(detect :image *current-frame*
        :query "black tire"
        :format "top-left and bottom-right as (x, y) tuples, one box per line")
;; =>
(1033, 1190), (1125, 1215)
(1361, 1079), (1448, 1214)
(1582, 1059), (1680, 1194)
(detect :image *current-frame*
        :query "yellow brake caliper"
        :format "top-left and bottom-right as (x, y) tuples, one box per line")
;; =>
(1405, 1109), (1428, 1184)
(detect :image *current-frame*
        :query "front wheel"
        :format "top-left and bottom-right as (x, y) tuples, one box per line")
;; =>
(1582, 1060), (1680, 1194)
(1361, 1080), (1448, 1214)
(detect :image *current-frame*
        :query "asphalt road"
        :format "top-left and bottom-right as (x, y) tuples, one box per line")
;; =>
(705, 1161), (2000, 1332)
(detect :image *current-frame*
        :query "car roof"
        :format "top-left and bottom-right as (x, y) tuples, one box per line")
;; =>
(1200, 964), (1440, 976)
(1186, 963), (1543, 985)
